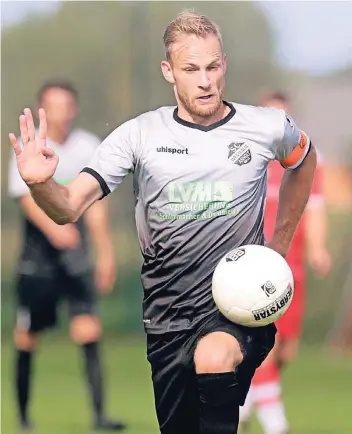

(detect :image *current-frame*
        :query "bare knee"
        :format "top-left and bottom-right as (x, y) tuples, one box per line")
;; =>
(14, 328), (38, 351)
(70, 315), (101, 344)
(194, 331), (243, 374)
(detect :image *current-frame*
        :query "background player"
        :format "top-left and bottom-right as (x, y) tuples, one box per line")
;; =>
(9, 12), (318, 434)
(8, 80), (126, 432)
(239, 91), (331, 434)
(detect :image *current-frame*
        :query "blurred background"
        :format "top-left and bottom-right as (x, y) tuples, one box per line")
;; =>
(1, 1), (352, 433)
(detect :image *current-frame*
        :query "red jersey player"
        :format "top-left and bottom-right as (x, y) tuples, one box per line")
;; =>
(239, 92), (331, 434)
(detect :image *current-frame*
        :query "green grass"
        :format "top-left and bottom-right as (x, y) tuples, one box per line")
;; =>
(1, 336), (352, 434)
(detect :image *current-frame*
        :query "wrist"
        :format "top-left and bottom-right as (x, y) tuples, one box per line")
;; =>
(267, 237), (291, 258)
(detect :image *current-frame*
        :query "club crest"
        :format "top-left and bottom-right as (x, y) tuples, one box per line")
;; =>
(228, 142), (251, 165)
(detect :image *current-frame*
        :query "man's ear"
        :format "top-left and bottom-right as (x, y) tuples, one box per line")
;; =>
(161, 60), (175, 85)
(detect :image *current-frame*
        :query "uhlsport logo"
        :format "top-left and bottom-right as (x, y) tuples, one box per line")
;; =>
(228, 142), (251, 165)
(157, 146), (189, 155)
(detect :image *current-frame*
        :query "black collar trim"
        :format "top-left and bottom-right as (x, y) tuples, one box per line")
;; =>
(173, 101), (236, 132)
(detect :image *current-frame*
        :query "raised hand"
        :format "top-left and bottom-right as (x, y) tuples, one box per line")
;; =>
(9, 108), (59, 185)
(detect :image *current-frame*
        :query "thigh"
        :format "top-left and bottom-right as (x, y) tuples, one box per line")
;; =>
(61, 270), (98, 318)
(200, 311), (277, 405)
(16, 274), (59, 333)
(147, 332), (199, 434)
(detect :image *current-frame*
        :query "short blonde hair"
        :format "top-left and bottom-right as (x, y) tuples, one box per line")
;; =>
(163, 10), (223, 61)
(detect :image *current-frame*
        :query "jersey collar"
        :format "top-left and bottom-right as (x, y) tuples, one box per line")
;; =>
(173, 101), (236, 132)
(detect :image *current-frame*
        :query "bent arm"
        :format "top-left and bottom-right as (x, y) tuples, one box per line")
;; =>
(19, 194), (65, 236)
(270, 146), (317, 256)
(27, 117), (139, 224)
(84, 198), (114, 257)
(28, 172), (103, 225)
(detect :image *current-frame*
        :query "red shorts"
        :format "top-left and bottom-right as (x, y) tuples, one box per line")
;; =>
(275, 276), (305, 341)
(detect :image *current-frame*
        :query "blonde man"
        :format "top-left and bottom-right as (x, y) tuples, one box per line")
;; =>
(9, 11), (317, 434)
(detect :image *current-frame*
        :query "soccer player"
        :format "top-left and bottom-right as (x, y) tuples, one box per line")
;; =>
(239, 92), (331, 434)
(8, 80), (126, 432)
(9, 12), (318, 434)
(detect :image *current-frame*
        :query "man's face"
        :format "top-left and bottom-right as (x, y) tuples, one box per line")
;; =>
(39, 87), (77, 130)
(161, 33), (227, 119)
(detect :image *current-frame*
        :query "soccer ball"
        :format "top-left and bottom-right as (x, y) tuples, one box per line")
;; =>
(212, 244), (294, 327)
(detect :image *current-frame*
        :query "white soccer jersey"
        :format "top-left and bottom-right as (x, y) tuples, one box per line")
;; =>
(9, 129), (100, 277)
(81, 101), (311, 333)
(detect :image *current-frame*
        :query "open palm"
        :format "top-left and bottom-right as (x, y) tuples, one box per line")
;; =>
(9, 108), (59, 185)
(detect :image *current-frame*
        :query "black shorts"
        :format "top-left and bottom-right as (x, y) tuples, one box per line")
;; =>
(15, 270), (97, 333)
(147, 311), (276, 434)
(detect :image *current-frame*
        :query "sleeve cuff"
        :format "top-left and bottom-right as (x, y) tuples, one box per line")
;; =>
(280, 140), (312, 170)
(81, 167), (111, 199)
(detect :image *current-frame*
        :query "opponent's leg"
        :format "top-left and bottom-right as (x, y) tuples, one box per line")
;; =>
(67, 271), (125, 432)
(251, 351), (289, 434)
(14, 326), (38, 431)
(238, 387), (253, 433)
(194, 331), (244, 434)
(252, 277), (304, 434)
(14, 275), (57, 431)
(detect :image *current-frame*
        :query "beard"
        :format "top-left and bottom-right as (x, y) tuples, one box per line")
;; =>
(176, 83), (225, 119)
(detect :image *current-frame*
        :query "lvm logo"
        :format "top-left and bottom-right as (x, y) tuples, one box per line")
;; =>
(168, 181), (234, 203)
(157, 146), (189, 155)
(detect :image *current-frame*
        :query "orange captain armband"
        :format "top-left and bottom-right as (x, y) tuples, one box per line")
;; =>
(280, 130), (311, 170)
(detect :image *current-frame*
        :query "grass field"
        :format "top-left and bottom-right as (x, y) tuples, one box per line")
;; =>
(1, 335), (352, 434)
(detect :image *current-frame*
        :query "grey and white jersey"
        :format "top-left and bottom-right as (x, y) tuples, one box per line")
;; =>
(9, 129), (100, 277)
(83, 101), (310, 334)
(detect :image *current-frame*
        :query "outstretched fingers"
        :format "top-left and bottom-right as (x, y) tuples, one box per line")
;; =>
(24, 108), (36, 142)
(19, 114), (29, 146)
(38, 108), (47, 147)
(9, 133), (22, 156)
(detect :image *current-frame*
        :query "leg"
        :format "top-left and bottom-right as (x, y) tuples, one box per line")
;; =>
(14, 274), (58, 431)
(251, 277), (304, 434)
(14, 325), (38, 431)
(250, 344), (289, 434)
(147, 332), (200, 434)
(194, 331), (243, 434)
(66, 272), (125, 431)
(193, 312), (276, 434)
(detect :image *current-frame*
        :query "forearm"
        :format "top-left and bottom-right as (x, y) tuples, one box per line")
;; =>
(28, 173), (102, 225)
(305, 205), (328, 252)
(28, 179), (76, 225)
(91, 225), (115, 257)
(271, 146), (317, 255)
(84, 201), (114, 256)
(19, 194), (63, 236)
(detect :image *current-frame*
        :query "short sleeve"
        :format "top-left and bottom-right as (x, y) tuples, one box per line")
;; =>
(8, 147), (30, 199)
(274, 110), (311, 170)
(81, 118), (140, 198)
